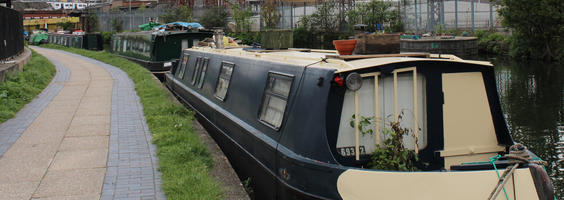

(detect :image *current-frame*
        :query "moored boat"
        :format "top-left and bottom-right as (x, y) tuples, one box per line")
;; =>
(164, 46), (554, 200)
(110, 30), (212, 72)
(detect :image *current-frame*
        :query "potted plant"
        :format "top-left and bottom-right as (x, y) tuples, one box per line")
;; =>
(333, 39), (357, 55)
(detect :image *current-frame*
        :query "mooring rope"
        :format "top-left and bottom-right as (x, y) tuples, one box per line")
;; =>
(488, 143), (548, 200)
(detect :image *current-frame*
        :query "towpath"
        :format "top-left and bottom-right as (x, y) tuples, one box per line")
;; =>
(0, 47), (164, 200)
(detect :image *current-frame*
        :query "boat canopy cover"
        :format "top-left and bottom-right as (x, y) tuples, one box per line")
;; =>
(154, 22), (204, 30)
(138, 22), (161, 31)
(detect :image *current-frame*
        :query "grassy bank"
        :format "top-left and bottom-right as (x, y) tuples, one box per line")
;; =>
(42, 44), (223, 199)
(0, 49), (56, 123)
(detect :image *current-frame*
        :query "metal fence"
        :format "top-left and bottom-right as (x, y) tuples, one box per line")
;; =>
(401, 0), (501, 33)
(93, 0), (500, 33)
(0, 6), (24, 61)
(95, 7), (168, 32)
(226, 0), (500, 32)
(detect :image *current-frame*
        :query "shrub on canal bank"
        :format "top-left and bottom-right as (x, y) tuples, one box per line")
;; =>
(42, 44), (223, 199)
(0, 49), (55, 124)
(475, 30), (511, 55)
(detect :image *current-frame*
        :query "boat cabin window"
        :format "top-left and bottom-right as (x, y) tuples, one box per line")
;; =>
(197, 58), (209, 88)
(336, 68), (427, 160)
(191, 57), (202, 85)
(259, 72), (293, 130)
(214, 62), (235, 101)
(176, 54), (189, 79)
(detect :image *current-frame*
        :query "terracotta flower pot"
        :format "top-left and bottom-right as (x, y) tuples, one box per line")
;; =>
(333, 40), (357, 55)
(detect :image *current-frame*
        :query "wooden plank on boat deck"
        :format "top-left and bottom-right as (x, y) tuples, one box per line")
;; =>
(326, 53), (430, 61)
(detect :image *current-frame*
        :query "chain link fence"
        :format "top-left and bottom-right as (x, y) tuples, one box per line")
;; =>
(0, 6), (24, 61)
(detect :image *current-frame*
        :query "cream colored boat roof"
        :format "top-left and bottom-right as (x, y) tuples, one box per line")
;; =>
(188, 47), (492, 73)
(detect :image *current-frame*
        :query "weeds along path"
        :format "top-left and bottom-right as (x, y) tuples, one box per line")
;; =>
(0, 49), (56, 156)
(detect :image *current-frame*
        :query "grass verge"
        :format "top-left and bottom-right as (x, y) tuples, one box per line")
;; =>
(41, 44), (223, 199)
(0, 49), (56, 123)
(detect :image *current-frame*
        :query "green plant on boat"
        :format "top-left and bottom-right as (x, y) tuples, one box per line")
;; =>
(349, 114), (376, 136)
(350, 114), (422, 171)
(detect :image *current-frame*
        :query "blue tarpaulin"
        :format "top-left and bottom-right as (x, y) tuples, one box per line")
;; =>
(154, 22), (204, 30)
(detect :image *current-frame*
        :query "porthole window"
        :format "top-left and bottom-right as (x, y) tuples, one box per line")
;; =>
(176, 54), (189, 79)
(214, 62), (235, 101)
(191, 57), (202, 85)
(259, 72), (294, 130)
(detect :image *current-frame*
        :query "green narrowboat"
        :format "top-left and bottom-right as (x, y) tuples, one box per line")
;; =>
(47, 33), (103, 50)
(110, 30), (213, 71)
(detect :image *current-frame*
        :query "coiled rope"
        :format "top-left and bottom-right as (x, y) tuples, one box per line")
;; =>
(487, 143), (547, 200)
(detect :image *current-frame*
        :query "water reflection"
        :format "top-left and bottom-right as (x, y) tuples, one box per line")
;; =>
(487, 56), (564, 198)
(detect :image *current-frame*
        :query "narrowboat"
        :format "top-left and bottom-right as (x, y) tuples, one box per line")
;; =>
(47, 33), (103, 51)
(164, 47), (555, 200)
(110, 30), (213, 71)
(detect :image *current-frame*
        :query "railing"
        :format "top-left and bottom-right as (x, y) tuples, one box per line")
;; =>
(0, 6), (24, 61)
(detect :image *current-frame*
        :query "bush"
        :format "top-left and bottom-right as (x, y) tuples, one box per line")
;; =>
(199, 7), (228, 29)
(497, 0), (564, 60)
(293, 28), (350, 49)
(161, 5), (193, 24)
(476, 31), (510, 55)
(228, 32), (260, 45)
(101, 32), (113, 45)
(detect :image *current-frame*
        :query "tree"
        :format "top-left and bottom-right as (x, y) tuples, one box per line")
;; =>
(86, 14), (98, 32)
(347, 0), (396, 32)
(199, 6), (228, 29)
(261, 2), (280, 29)
(307, 1), (341, 32)
(497, 0), (564, 60)
(160, 5), (193, 23)
(138, 3), (146, 12)
(111, 18), (123, 33)
(232, 4), (253, 32)
(57, 21), (75, 31)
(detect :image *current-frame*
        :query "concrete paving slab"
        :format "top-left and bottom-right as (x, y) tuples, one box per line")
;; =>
(75, 106), (111, 117)
(17, 130), (66, 145)
(50, 149), (108, 170)
(66, 115), (109, 128)
(1, 142), (58, 160)
(89, 80), (114, 88)
(84, 88), (113, 97)
(0, 181), (38, 200)
(33, 168), (105, 198)
(0, 157), (52, 183)
(59, 136), (108, 151)
(66, 123), (110, 136)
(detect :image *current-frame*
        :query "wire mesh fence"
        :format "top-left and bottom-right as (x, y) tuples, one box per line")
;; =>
(0, 6), (24, 61)
(95, 7), (169, 32)
(92, 0), (501, 33)
(401, 0), (501, 33)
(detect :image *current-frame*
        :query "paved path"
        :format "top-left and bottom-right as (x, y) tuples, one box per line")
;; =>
(0, 47), (164, 200)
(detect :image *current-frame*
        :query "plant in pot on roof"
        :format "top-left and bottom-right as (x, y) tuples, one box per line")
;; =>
(333, 39), (357, 55)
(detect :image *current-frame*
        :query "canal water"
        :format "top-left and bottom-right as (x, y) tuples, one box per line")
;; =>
(478, 56), (564, 198)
